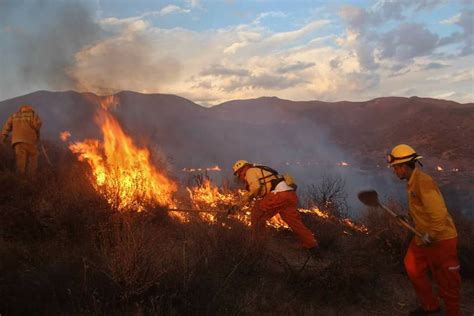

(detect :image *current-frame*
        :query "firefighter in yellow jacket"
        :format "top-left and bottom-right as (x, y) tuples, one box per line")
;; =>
(388, 144), (460, 316)
(2, 104), (42, 176)
(232, 160), (319, 255)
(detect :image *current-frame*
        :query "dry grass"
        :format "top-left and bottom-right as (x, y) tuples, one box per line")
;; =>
(0, 146), (473, 315)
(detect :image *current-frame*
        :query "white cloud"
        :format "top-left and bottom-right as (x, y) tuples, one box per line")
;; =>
(440, 13), (461, 24)
(266, 20), (330, 44)
(253, 11), (287, 24)
(67, 10), (473, 105)
(159, 5), (190, 16)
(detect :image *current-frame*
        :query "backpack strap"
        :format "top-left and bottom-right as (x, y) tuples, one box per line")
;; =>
(253, 165), (283, 194)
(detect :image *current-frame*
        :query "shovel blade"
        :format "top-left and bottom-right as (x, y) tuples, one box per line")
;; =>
(357, 190), (380, 207)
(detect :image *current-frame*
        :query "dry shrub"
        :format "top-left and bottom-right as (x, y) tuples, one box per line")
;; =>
(450, 209), (474, 278)
(361, 199), (410, 266)
(1, 146), (473, 314)
(90, 214), (174, 300)
(303, 174), (348, 218)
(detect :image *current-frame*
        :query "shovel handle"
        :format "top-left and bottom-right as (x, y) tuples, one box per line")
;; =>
(166, 208), (229, 214)
(379, 204), (423, 238)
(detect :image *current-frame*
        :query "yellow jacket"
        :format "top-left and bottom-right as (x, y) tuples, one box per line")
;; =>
(2, 108), (42, 146)
(241, 166), (279, 202)
(407, 168), (457, 244)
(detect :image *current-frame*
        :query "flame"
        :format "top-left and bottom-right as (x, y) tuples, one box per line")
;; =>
(182, 165), (222, 172)
(68, 96), (177, 211)
(437, 165), (444, 171)
(206, 165), (222, 171)
(185, 180), (366, 232)
(337, 161), (350, 167)
(186, 179), (235, 223)
(299, 207), (368, 233)
(99, 95), (119, 110)
(59, 131), (71, 142)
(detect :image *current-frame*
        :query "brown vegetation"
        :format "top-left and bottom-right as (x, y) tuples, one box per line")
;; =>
(0, 147), (473, 315)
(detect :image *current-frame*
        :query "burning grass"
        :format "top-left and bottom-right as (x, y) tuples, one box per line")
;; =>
(1, 148), (473, 315)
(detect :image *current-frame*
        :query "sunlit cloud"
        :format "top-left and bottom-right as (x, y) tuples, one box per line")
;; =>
(1, 1), (472, 104)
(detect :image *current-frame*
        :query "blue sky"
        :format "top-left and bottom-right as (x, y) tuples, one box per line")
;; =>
(1, 0), (473, 105)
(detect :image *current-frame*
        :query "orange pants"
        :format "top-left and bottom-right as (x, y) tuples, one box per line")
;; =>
(251, 190), (317, 248)
(404, 237), (461, 316)
(14, 142), (38, 176)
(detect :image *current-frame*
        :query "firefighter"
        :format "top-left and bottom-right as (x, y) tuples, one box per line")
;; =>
(1, 104), (42, 176)
(232, 160), (319, 256)
(388, 144), (460, 316)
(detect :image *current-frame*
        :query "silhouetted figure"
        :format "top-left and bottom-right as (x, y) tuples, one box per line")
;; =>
(2, 104), (42, 176)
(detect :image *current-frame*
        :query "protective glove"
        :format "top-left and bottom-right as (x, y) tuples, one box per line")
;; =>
(420, 233), (432, 245)
(1, 135), (8, 145)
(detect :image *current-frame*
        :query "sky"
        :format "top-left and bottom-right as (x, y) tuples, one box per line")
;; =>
(0, 0), (473, 106)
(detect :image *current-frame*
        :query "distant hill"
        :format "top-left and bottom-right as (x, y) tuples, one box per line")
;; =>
(1, 91), (473, 211)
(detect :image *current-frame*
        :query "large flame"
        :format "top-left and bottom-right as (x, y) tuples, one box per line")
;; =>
(68, 96), (177, 211)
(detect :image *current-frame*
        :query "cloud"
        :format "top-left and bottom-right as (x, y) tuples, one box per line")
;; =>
(276, 61), (315, 74)
(222, 74), (306, 92)
(200, 64), (250, 77)
(339, 6), (375, 33)
(420, 62), (450, 70)
(344, 72), (380, 92)
(262, 20), (329, 45)
(253, 11), (287, 24)
(440, 13), (461, 24)
(338, 2), (458, 73)
(2, 1), (471, 105)
(159, 5), (190, 16)
(99, 4), (191, 27)
(379, 23), (439, 62)
(439, 9), (474, 55)
(329, 58), (342, 69)
(68, 19), (182, 95)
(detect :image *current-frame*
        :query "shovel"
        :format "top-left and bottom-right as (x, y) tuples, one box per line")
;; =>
(358, 190), (423, 238)
(165, 208), (235, 215)
(40, 141), (53, 167)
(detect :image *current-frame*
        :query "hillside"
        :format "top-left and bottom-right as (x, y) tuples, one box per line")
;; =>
(1, 91), (473, 210)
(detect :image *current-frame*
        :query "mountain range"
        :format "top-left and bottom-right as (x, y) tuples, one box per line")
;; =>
(1, 91), (473, 211)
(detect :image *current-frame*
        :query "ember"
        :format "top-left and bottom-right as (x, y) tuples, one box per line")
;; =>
(59, 131), (71, 141)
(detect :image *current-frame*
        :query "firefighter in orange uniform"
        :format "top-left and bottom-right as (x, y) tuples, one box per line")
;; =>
(2, 104), (42, 176)
(232, 160), (319, 255)
(388, 144), (460, 316)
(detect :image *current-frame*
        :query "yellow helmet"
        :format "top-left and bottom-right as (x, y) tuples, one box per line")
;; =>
(19, 104), (34, 112)
(232, 159), (249, 174)
(387, 144), (423, 165)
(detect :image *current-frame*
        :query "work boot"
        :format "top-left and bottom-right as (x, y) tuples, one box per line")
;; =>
(308, 246), (322, 260)
(408, 306), (441, 315)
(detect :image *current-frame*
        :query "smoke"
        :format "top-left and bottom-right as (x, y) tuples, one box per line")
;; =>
(0, 0), (102, 100)
(67, 20), (182, 95)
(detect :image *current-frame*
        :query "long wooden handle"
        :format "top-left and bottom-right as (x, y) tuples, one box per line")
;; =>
(166, 208), (229, 214)
(379, 204), (423, 238)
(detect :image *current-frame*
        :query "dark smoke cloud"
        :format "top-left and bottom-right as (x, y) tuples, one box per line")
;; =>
(0, 0), (102, 100)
